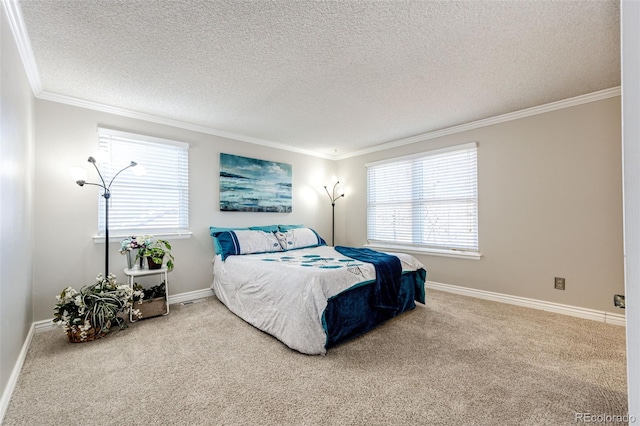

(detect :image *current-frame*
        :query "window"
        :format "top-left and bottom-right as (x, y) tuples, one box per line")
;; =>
(97, 127), (190, 238)
(366, 142), (478, 257)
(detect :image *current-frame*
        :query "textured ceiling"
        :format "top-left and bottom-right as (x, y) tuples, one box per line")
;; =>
(17, 0), (620, 158)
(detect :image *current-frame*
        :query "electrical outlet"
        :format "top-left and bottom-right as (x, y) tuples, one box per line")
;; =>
(554, 277), (565, 290)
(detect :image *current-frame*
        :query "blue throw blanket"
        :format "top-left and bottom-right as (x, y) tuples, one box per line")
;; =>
(334, 246), (402, 312)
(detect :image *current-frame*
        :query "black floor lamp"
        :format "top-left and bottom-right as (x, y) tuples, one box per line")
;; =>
(324, 180), (344, 246)
(71, 156), (139, 278)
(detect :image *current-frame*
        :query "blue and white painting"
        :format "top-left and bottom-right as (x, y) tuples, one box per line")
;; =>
(220, 153), (292, 212)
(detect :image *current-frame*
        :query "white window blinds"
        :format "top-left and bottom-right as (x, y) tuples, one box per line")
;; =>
(366, 142), (478, 252)
(97, 127), (189, 236)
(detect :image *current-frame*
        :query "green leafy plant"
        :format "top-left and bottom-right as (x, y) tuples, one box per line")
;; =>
(141, 238), (175, 271)
(53, 273), (143, 342)
(133, 282), (166, 301)
(119, 235), (175, 271)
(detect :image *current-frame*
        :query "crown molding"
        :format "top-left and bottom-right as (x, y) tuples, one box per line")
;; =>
(5, 0), (619, 162)
(36, 86), (622, 162)
(36, 91), (337, 160)
(336, 86), (622, 160)
(2, 0), (42, 95)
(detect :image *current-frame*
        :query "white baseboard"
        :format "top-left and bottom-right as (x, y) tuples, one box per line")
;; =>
(168, 287), (214, 305)
(0, 323), (35, 424)
(33, 287), (216, 334)
(426, 281), (626, 327)
(34, 318), (54, 332)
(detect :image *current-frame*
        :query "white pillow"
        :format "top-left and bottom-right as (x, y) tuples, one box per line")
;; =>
(276, 228), (326, 251)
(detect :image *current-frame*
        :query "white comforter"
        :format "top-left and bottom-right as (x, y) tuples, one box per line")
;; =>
(211, 245), (424, 355)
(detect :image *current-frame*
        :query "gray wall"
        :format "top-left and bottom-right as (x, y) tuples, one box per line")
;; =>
(0, 6), (35, 410)
(31, 100), (336, 321)
(337, 97), (623, 314)
(31, 95), (623, 321)
(622, 0), (640, 417)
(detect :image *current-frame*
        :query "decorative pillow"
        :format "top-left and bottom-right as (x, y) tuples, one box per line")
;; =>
(214, 229), (283, 260)
(275, 228), (327, 251)
(210, 226), (249, 255)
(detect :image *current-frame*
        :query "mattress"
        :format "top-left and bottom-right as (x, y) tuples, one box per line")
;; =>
(211, 245), (426, 355)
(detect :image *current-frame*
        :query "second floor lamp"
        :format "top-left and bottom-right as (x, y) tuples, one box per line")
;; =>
(324, 180), (344, 246)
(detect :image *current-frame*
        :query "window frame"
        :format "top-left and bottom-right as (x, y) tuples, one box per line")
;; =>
(93, 127), (191, 242)
(365, 142), (480, 260)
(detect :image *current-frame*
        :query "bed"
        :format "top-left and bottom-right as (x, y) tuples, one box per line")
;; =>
(210, 226), (427, 355)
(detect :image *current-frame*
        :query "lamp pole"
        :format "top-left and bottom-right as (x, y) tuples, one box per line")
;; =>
(324, 181), (344, 246)
(74, 156), (138, 278)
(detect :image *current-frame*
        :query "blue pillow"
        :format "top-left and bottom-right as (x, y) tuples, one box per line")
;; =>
(214, 230), (283, 260)
(210, 226), (249, 254)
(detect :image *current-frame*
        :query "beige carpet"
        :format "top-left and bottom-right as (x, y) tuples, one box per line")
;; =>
(3, 290), (628, 425)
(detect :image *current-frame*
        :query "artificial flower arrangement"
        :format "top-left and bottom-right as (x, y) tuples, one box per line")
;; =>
(120, 235), (150, 253)
(120, 235), (175, 271)
(133, 282), (166, 301)
(53, 273), (144, 342)
(132, 282), (168, 319)
(120, 235), (148, 269)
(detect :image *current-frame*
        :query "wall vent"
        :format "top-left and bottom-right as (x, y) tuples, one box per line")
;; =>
(180, 298), (206, 306)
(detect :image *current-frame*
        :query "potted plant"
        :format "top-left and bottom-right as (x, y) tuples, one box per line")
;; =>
(53, 273), (143, 342)
(141, 238), (175, 271)
(119, 235), (149, 269)
(132, 282), (168, 319)
(120, 235), (175, 271)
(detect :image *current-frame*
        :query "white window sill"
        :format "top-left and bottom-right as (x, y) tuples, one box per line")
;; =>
(364, 243), (482, 260)
(93, 231), (193, 243)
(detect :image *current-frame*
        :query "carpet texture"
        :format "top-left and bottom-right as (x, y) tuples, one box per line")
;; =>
(3, 290), (628, 425)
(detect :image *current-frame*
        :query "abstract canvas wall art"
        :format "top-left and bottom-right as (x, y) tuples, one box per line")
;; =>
(219, 153), (292, 212)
